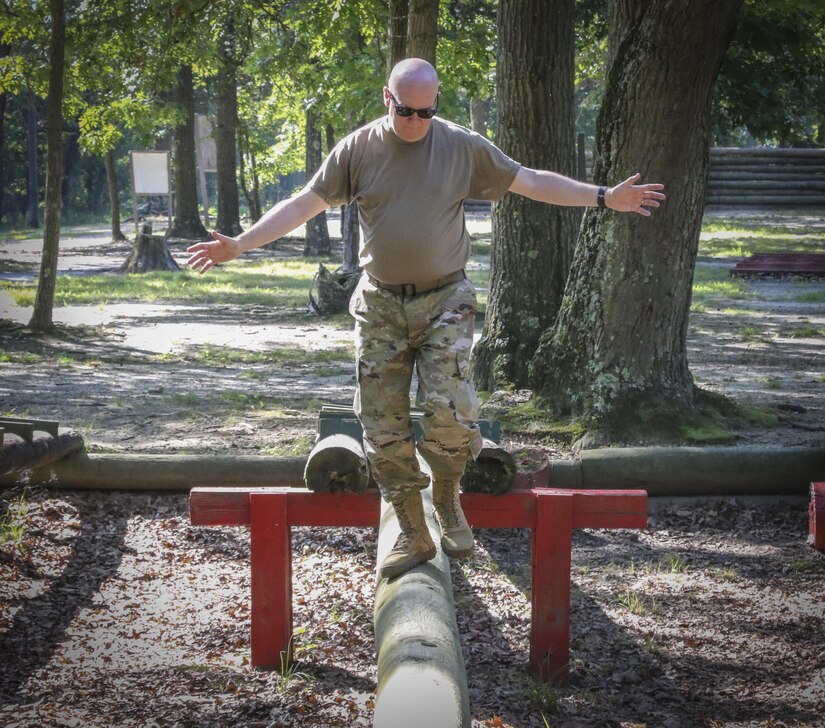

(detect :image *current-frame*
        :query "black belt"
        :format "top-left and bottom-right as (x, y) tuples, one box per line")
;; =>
(366, 269), (466, 297)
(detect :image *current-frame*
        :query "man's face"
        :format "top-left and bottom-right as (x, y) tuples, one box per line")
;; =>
(384, 83), (439, 143)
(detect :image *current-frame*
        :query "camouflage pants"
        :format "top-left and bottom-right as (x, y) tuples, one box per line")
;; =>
(349, 274), (483, 503)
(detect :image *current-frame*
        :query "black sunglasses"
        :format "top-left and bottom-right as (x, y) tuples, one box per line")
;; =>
(388, 90), (439, 119)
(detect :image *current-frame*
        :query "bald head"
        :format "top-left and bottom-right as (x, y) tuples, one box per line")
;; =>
(384, 58), (440, 143)
(388, 58), (440, 95)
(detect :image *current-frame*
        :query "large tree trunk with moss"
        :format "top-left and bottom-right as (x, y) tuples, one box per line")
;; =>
(406, 0), (438, 64)
(167, 65), (208, 241)
(304, 108), (330, 256)
(472, 0), (578, 391)
(529, 0), (743, 437)
(29, 0), (64, 331)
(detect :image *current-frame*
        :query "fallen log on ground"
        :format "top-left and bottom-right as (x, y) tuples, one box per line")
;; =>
(0, 452), (306, 490)
(547, 445), (825, 495)
(0, 430), (85, 478)
(373, 485), (470, 728)
(2, 446), (822, 497)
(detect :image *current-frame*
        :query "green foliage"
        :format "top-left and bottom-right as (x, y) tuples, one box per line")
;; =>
(713, 0), (825, 145)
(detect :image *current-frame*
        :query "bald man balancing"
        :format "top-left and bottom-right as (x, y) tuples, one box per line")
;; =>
(188, 59), (666, 580)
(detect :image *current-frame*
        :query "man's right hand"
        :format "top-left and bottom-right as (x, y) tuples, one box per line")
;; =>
(186, 231), (242, 274)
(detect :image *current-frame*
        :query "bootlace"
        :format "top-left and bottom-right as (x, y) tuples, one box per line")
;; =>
(435, 489), (460, 529)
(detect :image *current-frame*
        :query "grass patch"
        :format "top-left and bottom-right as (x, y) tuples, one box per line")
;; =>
(3, 259), (330, 308)
(617, 590), (655, 615)
(186, 343), (353, 368)
(1, 493), (29, 550)
(793, 290), (825, 304)
(779, 325), (824, 339)
(0, 351), (42, 364)
(494, 399), (586, 444)
(260, 435), (315, 457)
(691, 267), (749, 301)
(471, 238), (492, 256)
(791, 557), (825, 574)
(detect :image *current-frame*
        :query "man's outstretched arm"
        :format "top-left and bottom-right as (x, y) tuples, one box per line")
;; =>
(509, 168), (666, 217)
(186, 187), (330, 273)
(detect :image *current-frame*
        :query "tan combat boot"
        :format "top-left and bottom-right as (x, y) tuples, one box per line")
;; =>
(432, 479), (474, 558)
(379, 493), (437, 580)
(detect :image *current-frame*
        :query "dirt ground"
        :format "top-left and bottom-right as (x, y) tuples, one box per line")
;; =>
(0, 211), (824, 727)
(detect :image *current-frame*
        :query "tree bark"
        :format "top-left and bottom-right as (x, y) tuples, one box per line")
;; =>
(105, 149), (126, 242)
(387, 0), (409, 72)
(304, 107), (330, 255)
(529, 0), (743, 435)
(166, 65), (208, 240)
(26, 94), (39, 229)
(406, 0), (438, 64)
(472, 0), (578, 391)
(216, 58), (242, 236)
(29, 0), (65, 331)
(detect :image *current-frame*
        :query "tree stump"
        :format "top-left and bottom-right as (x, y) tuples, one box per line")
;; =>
(119, 222), (181, 273)
(309, 263), (360, 316)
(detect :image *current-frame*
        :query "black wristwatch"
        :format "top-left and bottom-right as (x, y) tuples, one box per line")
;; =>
(597, 186), (607, 209)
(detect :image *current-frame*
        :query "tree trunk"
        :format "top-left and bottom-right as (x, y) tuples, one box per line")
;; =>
(472, 0), (578, 391)
(304, 108), (330, 256)
(406, 0), (438, 64)
(529, 0), (743, 436)
(216, 59), (242, 236)
(238, 124), (262, 222)
(387, 0), (409, 72)
(119, 221), (180, 273)
(166, 65), (208, 241)
(105, 149), (126, 242)
(0, 44), (9, 223)
(469, 97), (486, 136)
(29, 0), (65, 331)
(26, 94), (39, 229)
(342, 201), (360, 271)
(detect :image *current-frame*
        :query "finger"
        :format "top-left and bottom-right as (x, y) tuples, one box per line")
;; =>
(636, 206), (652, 217)
(187, 242), (208, 253)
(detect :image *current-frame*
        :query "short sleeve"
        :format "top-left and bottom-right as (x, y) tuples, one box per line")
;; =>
(468, 137), (521, 202)
(309, 137), (354, 207)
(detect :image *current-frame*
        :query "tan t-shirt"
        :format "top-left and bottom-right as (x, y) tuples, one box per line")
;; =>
(310, 116), (521, 284)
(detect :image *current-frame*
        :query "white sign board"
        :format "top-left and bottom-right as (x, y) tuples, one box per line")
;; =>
(131, 151), (170, 194)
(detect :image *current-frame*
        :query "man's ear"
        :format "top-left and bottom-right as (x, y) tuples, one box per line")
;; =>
(382, 87), (391, 107)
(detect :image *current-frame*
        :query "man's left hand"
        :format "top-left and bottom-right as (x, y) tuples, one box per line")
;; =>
(607, 173), (666, 216)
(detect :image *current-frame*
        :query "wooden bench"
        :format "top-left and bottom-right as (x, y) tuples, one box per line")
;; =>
(189, 485), (647, 682)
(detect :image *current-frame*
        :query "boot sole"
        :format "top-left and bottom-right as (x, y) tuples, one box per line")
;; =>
(441, 541), (473, 559)
(379, 546), (437, 580)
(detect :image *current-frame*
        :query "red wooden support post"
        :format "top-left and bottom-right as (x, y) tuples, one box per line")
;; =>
(810, 482), (825, 552)
(250, 492), (292, 669)
(531, 490), (573, 683)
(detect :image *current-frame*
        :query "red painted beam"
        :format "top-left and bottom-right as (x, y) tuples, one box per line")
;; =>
(189, 486), (647, 531)
(810, 482), (825, 552)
